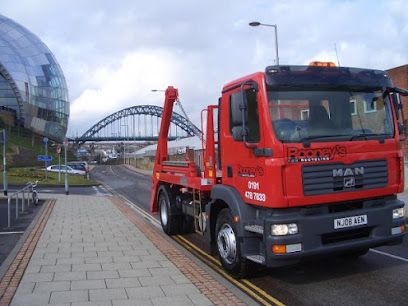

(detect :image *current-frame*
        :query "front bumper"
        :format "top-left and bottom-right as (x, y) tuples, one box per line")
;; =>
(261, 197), (405, 267)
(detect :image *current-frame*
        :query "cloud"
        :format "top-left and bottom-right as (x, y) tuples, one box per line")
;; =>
(70, 49), (181, 132)
(1, 0), (407, 136)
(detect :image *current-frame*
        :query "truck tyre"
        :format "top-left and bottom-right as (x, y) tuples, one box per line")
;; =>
(158, 186), (180, 235)
(215, 208), (246, 278)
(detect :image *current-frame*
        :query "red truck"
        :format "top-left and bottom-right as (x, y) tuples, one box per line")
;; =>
(150, 62), (407, 277)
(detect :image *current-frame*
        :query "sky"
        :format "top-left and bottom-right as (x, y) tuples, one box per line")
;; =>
(1, 0), (408, 137)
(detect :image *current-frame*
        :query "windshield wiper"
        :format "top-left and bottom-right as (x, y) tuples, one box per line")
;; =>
(300, 134), (350, 147)
(349, 133), (392, 142)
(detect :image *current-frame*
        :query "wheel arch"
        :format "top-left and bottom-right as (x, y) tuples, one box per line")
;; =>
(208, 185), (256, 243)
(157, 183), (180, 204)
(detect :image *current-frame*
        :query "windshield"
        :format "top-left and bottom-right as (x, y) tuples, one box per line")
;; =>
(268, 90), (394, 143)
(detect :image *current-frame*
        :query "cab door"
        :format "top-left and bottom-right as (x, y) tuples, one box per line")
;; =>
(220, 82), (268, 206)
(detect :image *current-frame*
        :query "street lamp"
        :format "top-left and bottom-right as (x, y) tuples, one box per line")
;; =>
(63, 139), (69, 195)
(121, 124), (128, 164)
(249, 21), (280, 66)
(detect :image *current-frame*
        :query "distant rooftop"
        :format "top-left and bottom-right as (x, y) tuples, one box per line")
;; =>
(135, 136), (202, 157)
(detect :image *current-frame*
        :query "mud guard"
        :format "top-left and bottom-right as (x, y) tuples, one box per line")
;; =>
(207, 184), (257, 243)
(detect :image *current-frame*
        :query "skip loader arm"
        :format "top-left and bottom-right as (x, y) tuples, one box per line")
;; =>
(149, 86), (179, 213)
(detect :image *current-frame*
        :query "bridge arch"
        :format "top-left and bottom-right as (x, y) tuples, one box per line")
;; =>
(76, 105), (201, 144)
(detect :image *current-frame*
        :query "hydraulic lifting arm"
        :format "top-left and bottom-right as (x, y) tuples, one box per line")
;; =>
(149, 86), (179, 213)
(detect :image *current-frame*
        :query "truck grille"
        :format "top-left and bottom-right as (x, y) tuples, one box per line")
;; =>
(302, 160), (387, 196)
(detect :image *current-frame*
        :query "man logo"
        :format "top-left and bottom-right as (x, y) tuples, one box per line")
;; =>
(332, 167), (364, 177)
(344, 177), (356, 188)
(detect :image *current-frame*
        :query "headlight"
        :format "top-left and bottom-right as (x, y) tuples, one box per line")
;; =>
(393, 208), (405, 219)
(271, 223), (298, 236)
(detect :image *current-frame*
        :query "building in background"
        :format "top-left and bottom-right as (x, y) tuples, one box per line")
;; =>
(0, 14), (69, 142)
(387, 64), (408, 115)
(387, 64), (408, 155)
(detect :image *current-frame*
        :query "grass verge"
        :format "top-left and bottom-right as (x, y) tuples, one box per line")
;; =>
(0, 167), (98, 186)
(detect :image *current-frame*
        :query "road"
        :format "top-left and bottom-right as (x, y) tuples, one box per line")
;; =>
(0, 199), (45, 265)
(92, 164), (408, 306)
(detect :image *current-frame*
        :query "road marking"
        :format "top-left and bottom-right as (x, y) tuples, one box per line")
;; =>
(370, 249), (408, 263)
(241, 279), (285, 306)
(174, 236), (285, 306)
(177, 235), (219, 265)
(101, 182), (115, 194)
(0, 231), (24, 235)
(92, 186), (101, 196)
(93, 185), (110, 196)
(123, 198), (160, 229)
(108, 165), (121, 177)
(99, 185), (109, 194)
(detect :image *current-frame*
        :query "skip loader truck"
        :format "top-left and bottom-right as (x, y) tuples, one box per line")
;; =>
(150, 62), (407, 277)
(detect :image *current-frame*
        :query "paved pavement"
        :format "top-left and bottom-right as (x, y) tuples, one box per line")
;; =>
(7, 194), (242, 306)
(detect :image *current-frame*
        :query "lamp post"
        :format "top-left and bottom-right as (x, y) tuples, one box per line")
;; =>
(121, 124), (128, 165)
(43, 137), (48, 180)
(249, 21), (280, 66)
(63, 139), (69, 195)
(2, 129), (7, 196)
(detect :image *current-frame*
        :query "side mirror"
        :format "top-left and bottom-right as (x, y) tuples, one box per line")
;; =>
(385, 88), (408, 139)
(231, 90), (248, 127)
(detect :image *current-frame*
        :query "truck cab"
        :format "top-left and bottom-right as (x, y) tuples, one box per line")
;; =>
(213, 63), (406, 272)
(151, 63), (407, 277)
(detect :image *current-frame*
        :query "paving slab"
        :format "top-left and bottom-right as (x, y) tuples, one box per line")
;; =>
(10, 195), (234, 305)
(49, 290), (88, 304)
(71, 279), (106, 290)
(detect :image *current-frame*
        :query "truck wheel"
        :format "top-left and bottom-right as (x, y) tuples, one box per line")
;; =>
(158, 186), (180, 235)
(215, 208), (246, 278)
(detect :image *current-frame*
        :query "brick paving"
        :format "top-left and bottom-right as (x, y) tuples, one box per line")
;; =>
(3, 195), (247, 306)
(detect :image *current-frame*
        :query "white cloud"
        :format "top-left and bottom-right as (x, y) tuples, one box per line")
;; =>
(1, 0), (407, 136)
(70, 49), (182, 132)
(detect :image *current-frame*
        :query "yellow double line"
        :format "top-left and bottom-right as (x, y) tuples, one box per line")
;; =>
(174, 235), (285, 306)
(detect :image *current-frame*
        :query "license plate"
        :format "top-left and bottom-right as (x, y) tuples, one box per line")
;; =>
(334, 214), (367, 229)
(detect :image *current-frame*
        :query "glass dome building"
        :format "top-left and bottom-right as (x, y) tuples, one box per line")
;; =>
(0, 14), (69, 141)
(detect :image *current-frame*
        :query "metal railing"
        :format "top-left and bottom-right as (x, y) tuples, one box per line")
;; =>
(7, 181), (38, 228)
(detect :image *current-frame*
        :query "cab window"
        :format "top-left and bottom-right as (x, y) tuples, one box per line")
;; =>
(229, 89), (260, 142)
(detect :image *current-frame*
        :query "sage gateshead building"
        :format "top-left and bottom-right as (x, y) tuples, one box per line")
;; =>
(0, 14), (69, 142)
